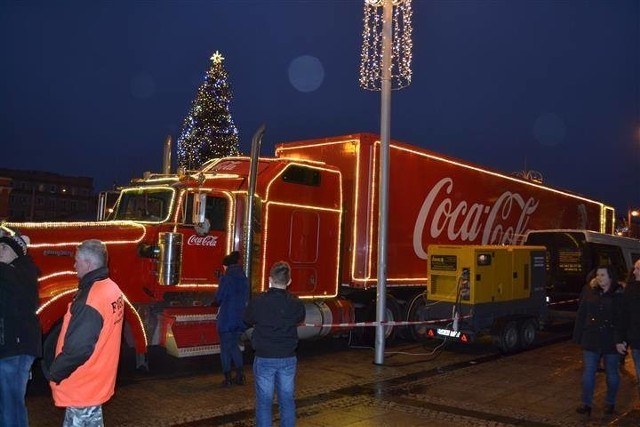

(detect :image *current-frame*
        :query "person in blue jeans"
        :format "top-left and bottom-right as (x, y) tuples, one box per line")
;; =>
(0, 231), (42, 427)
(620, 258), (640, 395)
(573, 265), (626, 417)
(244, 261), (305, 427)
(216, 251), (249, 387)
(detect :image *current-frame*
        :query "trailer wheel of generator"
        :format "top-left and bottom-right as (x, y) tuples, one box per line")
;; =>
(518, 318), (537, 349)
(407, 293), (429, 342)
(495, 321), (519, 353)
(358, 296), (400, 346)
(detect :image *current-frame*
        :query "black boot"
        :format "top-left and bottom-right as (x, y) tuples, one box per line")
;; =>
(221, 372), (233, 388)
(604, 404), (615, 415)
(235, 369), (246, 385)
(576, 404), (591, 416)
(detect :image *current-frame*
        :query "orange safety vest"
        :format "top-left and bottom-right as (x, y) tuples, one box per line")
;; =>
(51, 278), (124, 407)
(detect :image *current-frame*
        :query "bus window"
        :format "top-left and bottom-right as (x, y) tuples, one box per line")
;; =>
(589, 243), (627, 282)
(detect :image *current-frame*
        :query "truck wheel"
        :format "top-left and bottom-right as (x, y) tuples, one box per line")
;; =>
(358, 295), (400, 346)
(407, 293), (429, 342)
(495, 320), (519, 353)
(518, 318), (537, 349)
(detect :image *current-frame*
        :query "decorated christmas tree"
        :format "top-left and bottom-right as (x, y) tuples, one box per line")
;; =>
(177, 51), (240, 170)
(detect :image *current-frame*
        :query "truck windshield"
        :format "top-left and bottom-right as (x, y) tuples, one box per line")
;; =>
(112, 188), (174, 222)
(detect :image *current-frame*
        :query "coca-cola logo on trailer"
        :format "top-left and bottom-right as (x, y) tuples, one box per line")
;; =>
(413, 177), (540, 259)
(187, 235), (219, 247)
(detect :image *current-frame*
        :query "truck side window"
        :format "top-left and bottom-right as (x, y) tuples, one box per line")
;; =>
(281, 165), (321, 186)
(184, 194), (228, 231)
(114, 188), (172, 221)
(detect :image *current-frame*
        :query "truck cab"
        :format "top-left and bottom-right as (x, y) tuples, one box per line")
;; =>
(6, 156), (346, 362)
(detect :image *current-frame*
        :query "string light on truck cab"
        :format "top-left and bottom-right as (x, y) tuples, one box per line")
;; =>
(36, 288), (149, 347)
(122, 294), (148, 347)
(36, 288), (76, 315)
(276, 140), (365, 284)
(4, 221), (147, 248)
(261, 162), (343, 297)
(39, 271), (76, 282)
(175, 283), (218, 289)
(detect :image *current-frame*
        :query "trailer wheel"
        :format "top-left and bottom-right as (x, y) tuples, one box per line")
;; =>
(357, 295), (401, 346)
(519, 318), (537, 349)
(495, 320), (519, 353)
(407, 293), (429, 342)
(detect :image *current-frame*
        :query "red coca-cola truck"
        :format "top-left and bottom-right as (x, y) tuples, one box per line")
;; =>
(4, 133), (615, 363)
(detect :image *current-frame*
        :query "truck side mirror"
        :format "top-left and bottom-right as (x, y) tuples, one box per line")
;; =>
(192, 193), (207, 225)
(192, 193), (210, 236)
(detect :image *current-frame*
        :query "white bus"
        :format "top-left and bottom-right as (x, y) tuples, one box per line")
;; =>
(523, 229), (640, 304)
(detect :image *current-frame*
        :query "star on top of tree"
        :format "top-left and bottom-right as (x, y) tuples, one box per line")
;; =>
(210, 51), (224, 64)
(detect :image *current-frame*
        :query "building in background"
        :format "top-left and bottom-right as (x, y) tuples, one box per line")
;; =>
(0, 168), (95, 221)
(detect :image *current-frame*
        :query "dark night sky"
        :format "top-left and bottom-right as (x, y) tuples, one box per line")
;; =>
(1, 1), (638, 217)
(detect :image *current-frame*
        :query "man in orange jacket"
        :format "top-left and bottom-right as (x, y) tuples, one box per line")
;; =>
(42, 239), (124, 426)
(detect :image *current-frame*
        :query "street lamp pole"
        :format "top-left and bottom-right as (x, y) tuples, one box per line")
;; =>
(360, 0), (412, 365)
(373, 0), (393, 366)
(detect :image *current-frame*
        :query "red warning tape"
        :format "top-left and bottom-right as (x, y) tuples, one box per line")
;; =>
(301, 315), (472, 328)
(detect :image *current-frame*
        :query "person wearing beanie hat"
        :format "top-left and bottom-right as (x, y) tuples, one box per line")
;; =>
(216, 250), (249, 387)
(0, 234), (29, 259)
(0, 231), (42, 427)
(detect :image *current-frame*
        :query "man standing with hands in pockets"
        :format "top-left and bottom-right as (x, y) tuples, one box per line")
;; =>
(244, 261), (305, 427)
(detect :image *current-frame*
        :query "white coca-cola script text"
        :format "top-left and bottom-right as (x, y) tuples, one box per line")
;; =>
(187, 235), (219, 247)
(413, 177), (539, 259)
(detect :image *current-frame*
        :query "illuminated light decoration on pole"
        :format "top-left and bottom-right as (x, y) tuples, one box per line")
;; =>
(359, 0), (413, 91)
(359, 0), (413, 366)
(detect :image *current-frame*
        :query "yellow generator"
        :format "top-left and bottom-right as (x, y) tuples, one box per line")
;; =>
(424, 245), (547, 353)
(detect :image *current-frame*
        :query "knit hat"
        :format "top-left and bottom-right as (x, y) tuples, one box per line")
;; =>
(0, 233), (29, 257)
(222, 251), (240, 266)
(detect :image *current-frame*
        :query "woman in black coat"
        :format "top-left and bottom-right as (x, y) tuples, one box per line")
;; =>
(572, 265), (626, 416)
(620, 259), (640, 393)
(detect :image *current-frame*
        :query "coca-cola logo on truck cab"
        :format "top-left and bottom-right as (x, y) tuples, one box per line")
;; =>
(187, 235), (219, 247)
(413, 177), (539, 259)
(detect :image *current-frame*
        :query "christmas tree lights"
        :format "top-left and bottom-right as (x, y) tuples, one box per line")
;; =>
(177, 51), (240, 170)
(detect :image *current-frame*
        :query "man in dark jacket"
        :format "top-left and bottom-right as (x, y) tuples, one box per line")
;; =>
(244, 261), (305, 427)
(0, 231), (41, 427)
(216, 251), (249, 387)
(620, 258), (640, 394)
(573, 265), (626, 416)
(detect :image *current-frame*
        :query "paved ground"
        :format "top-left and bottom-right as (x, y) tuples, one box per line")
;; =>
(26, 337), (640, 426)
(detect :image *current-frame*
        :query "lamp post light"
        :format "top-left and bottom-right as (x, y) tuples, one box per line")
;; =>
(629, 208), (640, 238)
